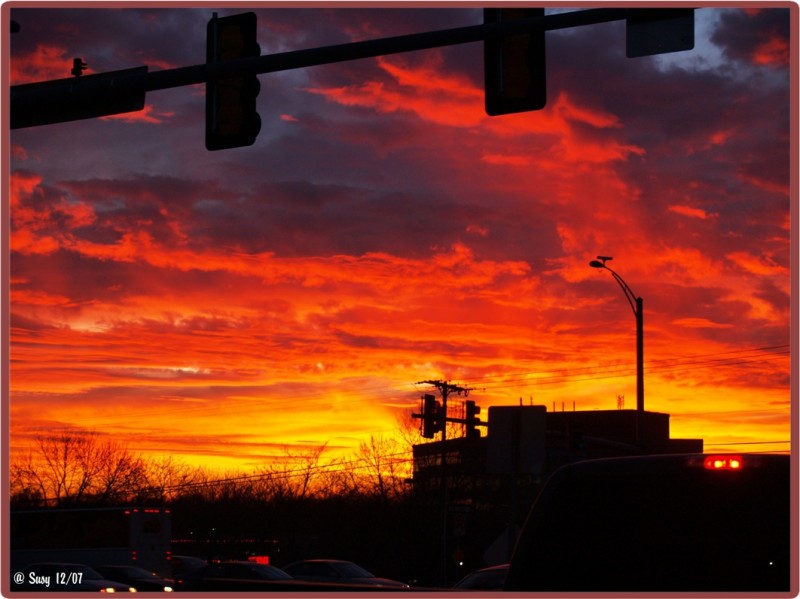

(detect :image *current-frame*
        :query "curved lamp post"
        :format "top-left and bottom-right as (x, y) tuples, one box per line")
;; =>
(589, 256), (644, 447)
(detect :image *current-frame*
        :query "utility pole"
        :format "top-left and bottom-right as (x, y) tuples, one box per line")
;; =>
(417, 379), (476, 440)
(416, 379), (474, 587)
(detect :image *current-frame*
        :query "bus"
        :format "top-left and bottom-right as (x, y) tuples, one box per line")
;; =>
(10, 507), (172, 577)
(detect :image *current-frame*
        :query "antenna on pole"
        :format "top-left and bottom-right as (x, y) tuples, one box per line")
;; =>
(416, 379), (477, 438)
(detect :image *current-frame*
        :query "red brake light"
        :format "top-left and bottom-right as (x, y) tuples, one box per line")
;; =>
(704, 455), (743, 470)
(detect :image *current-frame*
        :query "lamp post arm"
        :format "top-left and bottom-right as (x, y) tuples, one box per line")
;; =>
(606, 266), (640, 316)
(589, 258), (645, 442)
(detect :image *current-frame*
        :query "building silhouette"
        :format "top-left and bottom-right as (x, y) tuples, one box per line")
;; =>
(411, 405), (704, 572)
(413, 405), (703, 484)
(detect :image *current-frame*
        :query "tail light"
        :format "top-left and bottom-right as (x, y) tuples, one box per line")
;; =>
(704, 455), (743, 470)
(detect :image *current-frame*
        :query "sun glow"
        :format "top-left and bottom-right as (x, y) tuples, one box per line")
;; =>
(6, 7), (791, 474)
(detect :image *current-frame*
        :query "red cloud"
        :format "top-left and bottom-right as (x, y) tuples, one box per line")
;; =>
(10, 170), (97, 254)
(10, 44), (76, 84)
(751, 35), (790, 67)
(668, 205), (718, 220)
(308, 52), (644, 169)
(307, 53), (484, 128)
(100, 105), (174, 124)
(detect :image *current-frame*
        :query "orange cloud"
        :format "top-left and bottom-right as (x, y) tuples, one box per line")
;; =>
(670, 318), (732, 329)
(726, 251), (788, 277)
(668, 205), (717, 220)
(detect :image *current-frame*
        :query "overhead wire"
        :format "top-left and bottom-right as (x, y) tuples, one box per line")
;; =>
(158, 448), (416, 492)
(467, 344), (790, 389)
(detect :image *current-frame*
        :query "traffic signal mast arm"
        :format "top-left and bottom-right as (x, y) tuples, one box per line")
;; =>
(145, 7), (688, 88)
(453, 400), (485, 425)
(10, 7), (693, 130)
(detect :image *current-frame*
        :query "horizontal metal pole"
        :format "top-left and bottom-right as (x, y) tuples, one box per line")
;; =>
(142, 7), (637, 92)
(10, 7), (683, 128)
(10, 66), (148, 128)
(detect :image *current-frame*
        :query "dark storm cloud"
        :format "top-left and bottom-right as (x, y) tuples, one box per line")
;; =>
(12, 250), (129, 305)
(535, 10), (790, 270)
(10, 7), (208, 68)
(11, 6), (790, 269)
(711, 8), (791, 66)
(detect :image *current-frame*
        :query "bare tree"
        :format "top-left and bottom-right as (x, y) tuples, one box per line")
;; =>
(16, 433), (94, 505)
(248, 443), (330, 501)
(92, 440), (149, 503)
(316, 458), (360, 499)
(356, 434), (412, 502)
(10, 432), (149, 506)
(9, 452), (46, 508)
(141, 455), (206, 502)
(395, 411), (425, 452)
(292, 443), (328, 499)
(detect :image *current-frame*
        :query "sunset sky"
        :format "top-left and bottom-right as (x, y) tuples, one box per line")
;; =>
(5, 4), (794, 473)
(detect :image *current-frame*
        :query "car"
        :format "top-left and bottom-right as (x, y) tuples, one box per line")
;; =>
(95, 565), (174, 591)
(12, 562), (136, 592)
(281, 559), (408, 587)
(504, 454), (791, 592)
(170, 554), (206, 578)
(453, 564), (509, 590)
(175, 560), (294, 591)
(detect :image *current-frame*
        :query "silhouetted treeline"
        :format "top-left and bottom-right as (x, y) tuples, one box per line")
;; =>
(9, 431), (530, 585)
(9, 432), (413, 508)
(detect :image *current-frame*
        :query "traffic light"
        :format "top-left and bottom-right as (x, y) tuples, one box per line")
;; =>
(422, 394), (443, 439)
(206, 12), (262, 151)
(484, 8), (546, 116)
(626, 9), (694, 58)
(465, 400), (481, 438)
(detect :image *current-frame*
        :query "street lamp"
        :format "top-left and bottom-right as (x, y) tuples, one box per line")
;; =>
(589, 256), (644, 447)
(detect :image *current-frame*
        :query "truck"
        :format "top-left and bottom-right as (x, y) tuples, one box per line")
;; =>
(504, 453), (793, 593)
(10, 506), (172, 578)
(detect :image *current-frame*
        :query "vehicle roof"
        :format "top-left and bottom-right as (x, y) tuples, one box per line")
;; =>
(26, 562), (96, 567)
(288, 559), (353, 563)
(475, 564), (509, 572)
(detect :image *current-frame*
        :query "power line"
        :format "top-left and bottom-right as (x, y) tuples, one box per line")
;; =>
(703, 441), (790, 446)
(669, 408), (790, 418)
(158, 448), (415, 492)
(466, 345), (790, 389)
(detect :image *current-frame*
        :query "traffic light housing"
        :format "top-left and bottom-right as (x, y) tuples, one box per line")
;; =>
(206, 12), (262, 151)
(626, 9), (694, 58)
(465, 400), (481, 438)
(484, 8), (546, 116)
(422, 394), (443, 439)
